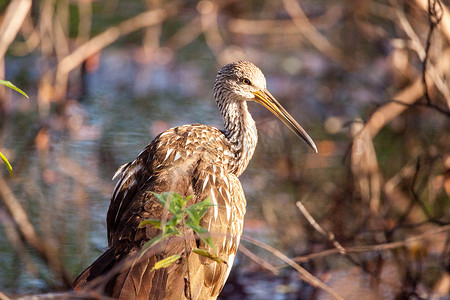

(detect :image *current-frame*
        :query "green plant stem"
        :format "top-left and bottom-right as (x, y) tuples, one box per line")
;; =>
(181, 210), (192, 300)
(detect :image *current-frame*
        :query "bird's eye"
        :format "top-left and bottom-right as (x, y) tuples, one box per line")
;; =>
(242, 78), (251, 85)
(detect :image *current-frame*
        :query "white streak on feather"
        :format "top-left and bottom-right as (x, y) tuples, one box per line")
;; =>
(112, 178), (124, 200)
(202, 175), (209, 192)
(114, 199), (124, 223)
(223, 254), (235, 282)
(222, 237), (227, 252)
(112, 166), (136, 200)
(164, 148), (174, 161)
(225, 201), (231, 221)
(137, 148), (146, 157)
(159, 131), (171, 138)
(210, 188), (218, 220)
(112, 163), (128, 180)
(174, 152), (181, 161)
(223, 176), (229, 190)
(114, 188), (129, 221)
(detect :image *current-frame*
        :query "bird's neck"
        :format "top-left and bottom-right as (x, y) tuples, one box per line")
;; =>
(220, 100), (258, 177)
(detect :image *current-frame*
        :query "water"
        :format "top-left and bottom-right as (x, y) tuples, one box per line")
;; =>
(1, 49), (447, 299)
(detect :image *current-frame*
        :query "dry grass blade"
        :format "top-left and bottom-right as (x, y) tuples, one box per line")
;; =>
(282, 0), (350, 67)
(296, 200), (346, 253)
(350, 120), (382, 214)
(238, 243), (279, 275)
(241, 235), (345, 300)
(285, 224), (450, 264)
(392, 0), (450, 109)
(54, 2), (180, 98)
(0, 0), (32, 96)
(0, 174), (72, 287)
(0, 291), (11, 300)
(0, 0), (32, 59)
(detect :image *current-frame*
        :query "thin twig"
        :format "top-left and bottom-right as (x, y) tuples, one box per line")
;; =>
(296, 200), (346, 254)
(376, 99), (450, 117)
(238, 243), (279, 275)
(54, 2), (180, 99)
(391, 0), (450, 114)
(422, 0), (443, 105)
(284, 224), (450, 265)
(0, 0), (32, 59)
(282, 0), (352, 67)
(181, 209), (192, 300)
(0, 291), (11, 300)
(0, 0), (32, 99)
(241, 235), (345, 300)
(0, 174), (72, 288)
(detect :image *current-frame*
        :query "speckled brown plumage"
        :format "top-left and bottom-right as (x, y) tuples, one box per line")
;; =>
(73, 61), (317, 300)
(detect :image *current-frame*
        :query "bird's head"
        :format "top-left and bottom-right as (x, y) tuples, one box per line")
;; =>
(214, 61), (318, 153)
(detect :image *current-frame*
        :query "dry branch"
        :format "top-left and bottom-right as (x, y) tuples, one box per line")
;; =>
(415, 0), (450, 42)
(392, 0), (450, 109)
(0, 291), (11, 300)
(296, 200), (346, 253)
(54, 2), (180, 99)
(0, 174), (72, 288)
(364, 78), (423, 138)
(238, 243), (279, 275)
(241, 235), (345, 300)
(0, 0), (32, 59)
(0, 0), (32, 100)
(198, 0), (241, 65)
(288, 224), (450, 264)
(350, 120), (382, 214)
(282, 0), (351, 67)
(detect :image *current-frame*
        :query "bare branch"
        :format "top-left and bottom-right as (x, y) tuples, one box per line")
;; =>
(238, 243), (279, 275)
(287, 224), (450, 264)
(0, 174), (72, 288)
(0, 0), (32, 59)
(241, 235), (345, 300)
(282, 0), (351, 67)
(54, 3), (179, 99)
(296, 200), (346, 254)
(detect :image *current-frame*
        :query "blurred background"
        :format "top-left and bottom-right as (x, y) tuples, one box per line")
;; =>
(0, 0), (449, 299)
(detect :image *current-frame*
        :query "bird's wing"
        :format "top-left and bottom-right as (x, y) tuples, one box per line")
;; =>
(83, 124), (243, 299)
(185, 163), (246, 299)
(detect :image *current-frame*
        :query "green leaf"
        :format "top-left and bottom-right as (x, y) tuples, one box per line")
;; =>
(151, 254), (181, 271)
(139, 219), (162, 229)
(151, 192), (186, 214)
(151, 192), (169, 207)
(142, 235), (163, 252)
(165, 216), (181, 229)
(140, 193), (215, 255)
(185, 198), (214, 225)
(163, 226), (181, 238)
(0, 80), (29, 99)
(187, 223), (213, 248)
(170, 193), (189, 213)
(0, 152), (13, 178)
(192, 249), (227, 265)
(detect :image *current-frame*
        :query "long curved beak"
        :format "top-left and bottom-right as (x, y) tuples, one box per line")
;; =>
(253, 89), (318, 153)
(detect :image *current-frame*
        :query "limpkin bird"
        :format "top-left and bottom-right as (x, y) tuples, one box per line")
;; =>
(73, 61), (317, 299)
